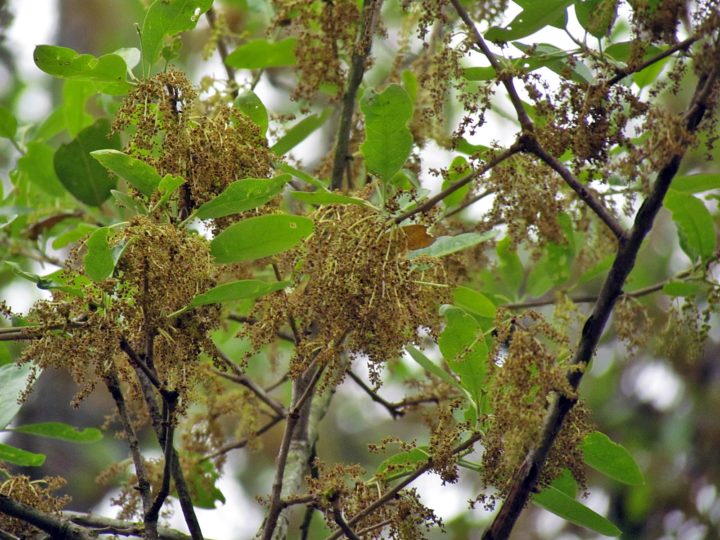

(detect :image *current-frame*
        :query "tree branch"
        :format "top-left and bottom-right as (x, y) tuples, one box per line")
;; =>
(607, 35), (699, 86)
(104, 372), (157, 540)
(325, 432), (483, 540)
(63, 511), (205, 539)
(482, 56), (719, 540)
(394, 144), (522, 224)
(330, 0), (384, 190)
(0, 495), (92, 540)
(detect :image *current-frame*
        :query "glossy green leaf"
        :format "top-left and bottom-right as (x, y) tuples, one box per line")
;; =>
(52, 223), (97, 249)
(271, 109), (331, 156)
(53, 119), (122, 206)
(485, 0), (573, 42)
(196, 176), (290, 220)
(408, 231), (497, 259)
(374, 447), (429, 482)
(111, 189), (149, 216)
(513, 42), (594, 83)
(33, 45), (131, 94)
(188, 280), (290, 309)
(141, 0), (213, 71)
(661, 281), (704, 297)
(17, 142), (66, 197)
(575, 0), (619, 37)
(463, 66), (496, 81)
(533, 484), (621, 536)
(61, 80), (95, 137)
(0, 363), (34, 430)
(84, 227), (124, 281)
(405, 345), (465, 395)
(0, 443), (46, 467)
(360, 85), (413, 182)
(90, 150), (161, 197)
(0, 107), (17, 140)
(439, 307), (488, 409)
(235, 92), (269, 136)
(582, 431), (645, 486)
(225, 38), (297, 69)
(453, 287), (497, 319)
(9, 422), (103, 443)
(290, 191), (371, 207)
(664, 189), (716, 262)
(211, 214), (314, 263)
(671, 174), (720, 193)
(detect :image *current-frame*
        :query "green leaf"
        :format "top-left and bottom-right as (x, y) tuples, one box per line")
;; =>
(575, 0), (619, 37)
(235, 92), (269, 136)
(582, 431), (645, 486)
(0, 107), (17, 140)
(408, 231), (497, 259)
(671, 173), (720, 193)
(111, 190), (149, 216)
(211, 214), (314, 263)
(84, 227), (124, 281)
(405, 345), (465, 395)
(141, 0), (213, 71)
(225, 38), (298, 69)
(453, 287), (497, 319)
(53, 119), (122, 206)
(290, 191), (371, 207)
(0, 363), (34, 430)
(439, 307), (488, 409)
(9, 422), (102, 443)
(33, 45), (131, 95)
(401, 69), (418, 103)
(276, 162), (328, 190)
(271, 109), (332, 156)
(661, 280), (704, 297)
(463, 66), (496, 81)
(533, 484), (621, 536)
(90, 150), (161, 197)
(185, 459), (226, 509)
(664, 189), (716, 262)
(497, 237), (524, 293)
(513, 42), (594, 83)
(0, 443), (46, 467)
(442, 156), (472, 208)
(61, 80), (95, 137)
(17, 142), (66, 197)
(196, 176), (290, 220)
(485, 0), (573, 42)
(188, 280), (289, 309)
(374, 447), (429, 482)
(360, 85), (413, 183)
(52, 223), (97, 249)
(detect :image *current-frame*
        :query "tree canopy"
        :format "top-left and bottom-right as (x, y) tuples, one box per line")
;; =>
(1, 0), (719, 539)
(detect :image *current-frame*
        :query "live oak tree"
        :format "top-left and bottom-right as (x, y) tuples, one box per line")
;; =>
(0, 1), (719, 539)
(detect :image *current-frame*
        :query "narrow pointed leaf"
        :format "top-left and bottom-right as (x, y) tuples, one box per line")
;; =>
(405, 345), (465, 395)
(9, 422), (102, 443)
(195, 176), (290, 220)
(211, 214), (313, 263)
(408, 231), (497, 259)
(0, 443), (46, 467)
(533, 485), (621, 536)
(188, 280), (290, 308)
(0, 107), (17, 140)
(271, 109), (331, 156)
(0, 363), (34, 430)
(582, 431), (644, 486)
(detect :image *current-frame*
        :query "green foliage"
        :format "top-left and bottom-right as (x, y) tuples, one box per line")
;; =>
(53, 119), (122, 206)
(581, 431), (645, 486)
(225, 38), (298, 69)
(195, 175), (290, 219)
(271, 109), (332, 156)
(91, 150), (162, 197)
(360, 84), (413, 183)
(211, 213), (314, 263)
(8, 423), (103, 444)
(664, 190), (716, 262)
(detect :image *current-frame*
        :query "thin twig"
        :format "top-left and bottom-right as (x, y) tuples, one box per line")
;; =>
(63, 511), (204, 539)
(607, 35), (699, 86)
(206, 7), (238, 98)
(147, 392), (179, 527)
(201, 414), (284, 462)
(482, 53), (719, 540)
(394, 144), (522, 224)
(104, 372), (157, 539)
(0, 495), (92, 540)
(330, 0), (384, 190)
(444, 188), (494, 218)
(325, 432), (483, 540)
(347, 370), (404, 418)
(213, 367), (287, 417)
(331, 498), (362, 540)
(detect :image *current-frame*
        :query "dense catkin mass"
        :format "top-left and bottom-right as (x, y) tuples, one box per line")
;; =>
(21, 217), (221, 408)
(247, 203), (449, 383)
(112, 70), (272, 215)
